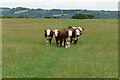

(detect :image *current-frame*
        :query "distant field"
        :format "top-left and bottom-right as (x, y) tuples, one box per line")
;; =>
(14, 10), (29, 14)
(2, 18), (118, 78)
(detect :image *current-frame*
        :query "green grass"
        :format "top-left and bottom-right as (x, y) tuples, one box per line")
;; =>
(52, 14), (67, 17)
(14, 10), (29, 14)
(2, 18), (118, 78)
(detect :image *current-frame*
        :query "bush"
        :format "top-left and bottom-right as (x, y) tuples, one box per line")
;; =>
(1, 16), (15, 18)
(1, 15), (31, 18)
(44, 16), (59, 18)
(71, 13), (94, 19)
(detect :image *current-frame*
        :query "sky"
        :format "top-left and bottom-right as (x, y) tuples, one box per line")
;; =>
(0, 0), (119, 11)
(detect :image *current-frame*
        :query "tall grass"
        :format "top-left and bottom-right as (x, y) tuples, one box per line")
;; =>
(2, 18), (118, 78)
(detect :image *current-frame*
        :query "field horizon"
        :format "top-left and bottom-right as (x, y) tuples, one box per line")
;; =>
(2, 18), (118, 78)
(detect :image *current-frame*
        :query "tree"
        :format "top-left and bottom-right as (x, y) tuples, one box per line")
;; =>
(71, 13), (94, 19)
(44, 16), (59, 18)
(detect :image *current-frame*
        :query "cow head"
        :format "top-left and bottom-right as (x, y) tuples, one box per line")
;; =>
(75, 29), (80, 36)
(44, 29), (54, 38)
(77, 26), (84, 32)
(54, 29), (58, 37)
(44, 29), (51, 35)
(47, 29), (51, 35)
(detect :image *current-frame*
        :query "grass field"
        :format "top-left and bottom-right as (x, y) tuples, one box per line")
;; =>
(2, 18), (118, 78)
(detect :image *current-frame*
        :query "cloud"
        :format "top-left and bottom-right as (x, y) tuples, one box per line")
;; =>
(0, 0), (119, 2)
(0, 0), (118, 10)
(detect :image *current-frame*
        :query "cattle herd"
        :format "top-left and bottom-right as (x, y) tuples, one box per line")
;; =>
(44, 26), (84, 48)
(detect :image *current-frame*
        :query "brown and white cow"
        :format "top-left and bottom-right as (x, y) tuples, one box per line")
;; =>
(68, 26), (84, 44)
(54, 29), (72, 48)
(77, 26), (84, 34)
(44, 29), (54, 45)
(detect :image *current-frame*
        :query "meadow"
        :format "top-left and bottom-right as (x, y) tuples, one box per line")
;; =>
(2, 18), (118, 78)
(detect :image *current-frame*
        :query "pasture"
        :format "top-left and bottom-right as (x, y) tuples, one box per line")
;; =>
(2, 18), (118, 78)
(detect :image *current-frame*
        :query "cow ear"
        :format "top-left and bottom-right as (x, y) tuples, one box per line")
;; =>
(51, 30), (54, 33)
(44, 30), (46, 32)
(82, 28), (84, 30)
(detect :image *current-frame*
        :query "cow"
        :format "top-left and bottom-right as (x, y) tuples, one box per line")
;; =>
(44, 29), (54, 45)
(54, 29), (72, 48)
(68, 26), (84, 44)
(77, 26), (84, 35)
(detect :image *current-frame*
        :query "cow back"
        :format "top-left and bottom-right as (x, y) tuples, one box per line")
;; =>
(58, 29), (68, 39)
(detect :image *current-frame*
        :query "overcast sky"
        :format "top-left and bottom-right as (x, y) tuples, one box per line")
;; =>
(0, 0), (119, 11)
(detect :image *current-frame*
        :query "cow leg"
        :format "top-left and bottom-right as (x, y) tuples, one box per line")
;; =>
(70, 37), (72, 43)
(74, 39), (78, 44)
(62, 41), (64, 46)
(49, 39), (52, 45)
(65, 42), (68, 48)
(66, 40), (71, 48)
(56, 39), (59, 46)
(72, 38), (75, 44)
(46, 39), (49, 45)
(60, 39), (63, 47)
(64, 39), (66, 47)
(68, 41), (70, 47)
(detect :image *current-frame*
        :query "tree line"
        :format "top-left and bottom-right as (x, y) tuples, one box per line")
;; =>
(1, 7), (118, 19)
